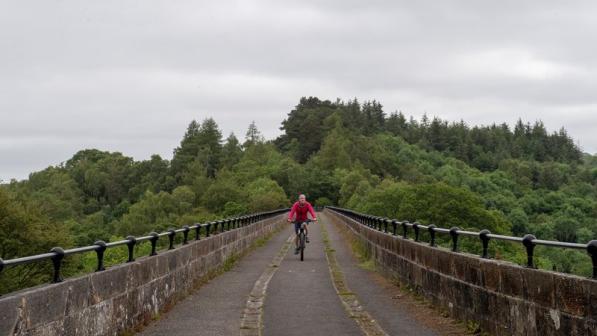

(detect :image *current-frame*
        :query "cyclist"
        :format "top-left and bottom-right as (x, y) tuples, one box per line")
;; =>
(288, 194), (317, 254)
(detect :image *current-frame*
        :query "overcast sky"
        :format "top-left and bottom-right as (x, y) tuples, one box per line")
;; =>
(2, 1), (597, 181)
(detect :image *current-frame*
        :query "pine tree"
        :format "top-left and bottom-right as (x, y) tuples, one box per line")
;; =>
(244, 121), (264, 147)
(222, 133), (243, 168)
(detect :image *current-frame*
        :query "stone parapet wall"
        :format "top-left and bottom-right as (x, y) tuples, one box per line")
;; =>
(325, 209), (597, 336)
(0, 214), (287, 336)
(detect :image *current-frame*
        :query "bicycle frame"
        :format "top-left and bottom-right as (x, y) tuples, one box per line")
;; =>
(298, 222), (308, 261)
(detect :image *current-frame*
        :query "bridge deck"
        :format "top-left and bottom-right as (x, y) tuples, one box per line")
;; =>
(138, 212), (463, 336)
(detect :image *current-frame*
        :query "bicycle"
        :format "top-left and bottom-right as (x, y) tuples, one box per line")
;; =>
(295, 219), (312, 261)
(297, 222), (307, 261)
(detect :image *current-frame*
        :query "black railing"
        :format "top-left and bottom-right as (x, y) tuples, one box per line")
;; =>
(0, 208), (288, 285)
(326, 206), (597, 279)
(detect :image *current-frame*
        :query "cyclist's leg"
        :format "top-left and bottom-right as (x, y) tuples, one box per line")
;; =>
(294, 222), (300, 254)
(304, 223), (310, 243)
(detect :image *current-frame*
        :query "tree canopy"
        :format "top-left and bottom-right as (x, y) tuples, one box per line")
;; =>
(2, 96), (595, 293)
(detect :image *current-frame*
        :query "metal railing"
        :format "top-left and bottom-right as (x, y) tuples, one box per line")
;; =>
(0, 208), (289, 285)
(326, 206), (597, 279)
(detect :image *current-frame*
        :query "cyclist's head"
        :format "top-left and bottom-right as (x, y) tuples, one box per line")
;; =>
(298, 194), (306, 204)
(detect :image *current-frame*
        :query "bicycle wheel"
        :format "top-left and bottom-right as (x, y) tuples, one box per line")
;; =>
(300, 232), (305, 261)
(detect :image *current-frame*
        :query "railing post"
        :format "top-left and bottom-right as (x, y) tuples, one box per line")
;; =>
(167, 229), (176, 250)
(479, 230), (491, 258)
(450, 227), (460, 252)
(195, 224), (201, 240)
(413, 222), (420, 242)
(428, 225), (436, 247)
(212, 221), (219, 233)
(149, 232), (159, 256)
(50, 247), (65, 283)
(0, 258), (4, 275)
(402, 222), (408, 239)
(94, 240), (107, 271)
(588, 240), (597, 279)
(206, 223), (211, 237)
(384, 219), (390, 233)
(126, 236), (136, 262)
(183, 225), (190, 245)
(522, 234), (536, 268)
(392, 220), (398, 235)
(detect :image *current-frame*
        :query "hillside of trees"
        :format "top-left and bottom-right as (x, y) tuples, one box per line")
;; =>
(2, 96), (596, 294)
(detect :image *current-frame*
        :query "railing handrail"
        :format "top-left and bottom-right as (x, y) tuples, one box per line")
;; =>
(0, 208), (289, 286)
(326, 206), (597, 279)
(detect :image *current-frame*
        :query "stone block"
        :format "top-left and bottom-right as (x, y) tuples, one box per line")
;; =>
(499, 264), (524, 298)
(436, 250), (452, 275)
(63, 300), (114, 336)
(463, 257), (483, 287)
(89, 265), (128, 303)
(554, 275), (588, 317)
(480, 259), (500, 292)
(522, 268), (555, 309)
(470, 286), (489, 317)
(25, 282), (68, 328)
(0, 295), (22, 335)
(64, 277), (91, 315)
(28, 319), (65, 336)
(507, 298), (536, 335)
(452, 253), (468, 281)
(153, 253), (171, 278)
(534, 306), (566, 335)
(586, 279), (597, 321)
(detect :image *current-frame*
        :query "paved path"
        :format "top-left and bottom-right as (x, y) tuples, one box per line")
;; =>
(139, 226), (291, 336)
(263, 216), (363, 336)
(138, 213), (443, 336)
(321, 212), (438, 336)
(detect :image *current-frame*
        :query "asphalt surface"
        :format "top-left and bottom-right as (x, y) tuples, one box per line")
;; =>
(321, 212), (438, 336)
(263, 219), (363, 336)
(138, 226), (291, 336)
(138, 214), (442, 335)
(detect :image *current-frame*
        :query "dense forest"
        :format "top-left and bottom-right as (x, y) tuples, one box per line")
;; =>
(1, 96), (596, 294)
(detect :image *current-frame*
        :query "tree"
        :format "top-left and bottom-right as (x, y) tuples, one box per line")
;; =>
(171, 118), (223, 180)
(275, 97), (337, 162)
(0, 188), (72, 294)
(244, 178), (289, 212)
(221, 133), (243, 168)
(244, 121), (264, 147)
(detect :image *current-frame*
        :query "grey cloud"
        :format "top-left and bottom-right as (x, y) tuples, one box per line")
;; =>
(2, 0), (597, 181)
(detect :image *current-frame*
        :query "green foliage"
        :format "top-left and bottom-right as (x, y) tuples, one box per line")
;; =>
(244, 178), (289, 212)
(4, 95), (597, 294)
(0, 188), (73, 294)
